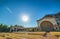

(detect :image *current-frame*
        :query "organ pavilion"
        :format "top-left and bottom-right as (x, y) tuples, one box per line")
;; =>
(10, 12), (60, 32)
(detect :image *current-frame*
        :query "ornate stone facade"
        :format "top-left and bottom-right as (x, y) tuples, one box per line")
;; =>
(10, 25), (24, 32)
(37, 13), (60, 31)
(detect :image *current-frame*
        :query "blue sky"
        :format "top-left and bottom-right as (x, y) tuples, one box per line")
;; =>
(0, 0), (60, 27)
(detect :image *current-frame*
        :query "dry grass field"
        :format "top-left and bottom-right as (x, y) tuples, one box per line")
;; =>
(0, 32), (60, 39)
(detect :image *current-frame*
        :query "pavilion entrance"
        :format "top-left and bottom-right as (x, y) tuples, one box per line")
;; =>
(40, 21), (54, 31)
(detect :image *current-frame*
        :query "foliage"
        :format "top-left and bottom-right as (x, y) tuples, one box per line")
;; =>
(0, 24), (10, 32)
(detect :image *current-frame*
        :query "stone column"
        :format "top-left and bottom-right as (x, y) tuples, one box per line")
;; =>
(10, 28), (11, 32)
(16, 28), (17, 32)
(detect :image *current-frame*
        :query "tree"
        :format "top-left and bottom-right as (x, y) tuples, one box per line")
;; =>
(2, 24), (8, 32)
(0, 24), (10, 32)
(0, 24), (3, 32)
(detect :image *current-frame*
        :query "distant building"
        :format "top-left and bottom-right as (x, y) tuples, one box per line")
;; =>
(10, 25), (24, 32)
(24, 27), (38, 32)
(37, 12), (60, 31)
(10, 25), (37, 32)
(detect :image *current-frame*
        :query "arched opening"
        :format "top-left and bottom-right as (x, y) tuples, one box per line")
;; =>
(40, 21), (54, 31)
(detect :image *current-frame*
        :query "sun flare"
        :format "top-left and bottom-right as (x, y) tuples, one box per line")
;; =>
(21, 15), (29, 22)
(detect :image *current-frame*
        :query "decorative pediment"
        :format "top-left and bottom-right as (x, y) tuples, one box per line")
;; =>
(37, 14), (54, 22)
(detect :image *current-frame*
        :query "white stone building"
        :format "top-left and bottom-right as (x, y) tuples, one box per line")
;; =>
(37, 12), (60, 31)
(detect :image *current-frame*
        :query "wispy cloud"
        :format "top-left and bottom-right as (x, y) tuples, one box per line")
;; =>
(6, 7), (13, 14)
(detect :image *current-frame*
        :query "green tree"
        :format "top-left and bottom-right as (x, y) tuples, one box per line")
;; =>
(2, 24), (8, 32)
(0, 24), (3, 32)
(0, 24), (10, 32)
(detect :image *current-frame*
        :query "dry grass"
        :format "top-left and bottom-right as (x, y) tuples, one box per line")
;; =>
(0, 32), (60, 39)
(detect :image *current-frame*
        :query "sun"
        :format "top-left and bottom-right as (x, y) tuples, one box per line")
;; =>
(21, 15), (29, 22)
